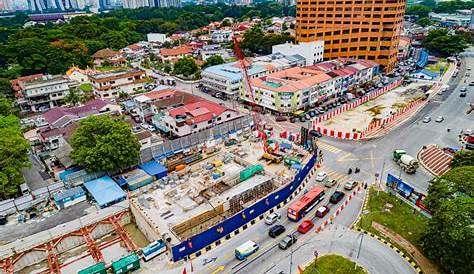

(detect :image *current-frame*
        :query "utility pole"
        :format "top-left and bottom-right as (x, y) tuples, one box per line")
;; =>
(289, 243), (294, 274)
(356, 232), (364, 259)
(378, 161), (385, 196)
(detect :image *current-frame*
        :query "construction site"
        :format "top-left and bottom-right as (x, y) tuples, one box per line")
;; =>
(131, 131), (310, 247)
(318, 82), (431, 133)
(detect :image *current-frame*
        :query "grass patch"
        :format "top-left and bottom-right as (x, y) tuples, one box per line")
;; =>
(303, 254), (367, 274)
(96, 65), (128, 72)
(79, 83), (93, 93)
(425, 61), (447, 75)
(358, 188), (429, 248)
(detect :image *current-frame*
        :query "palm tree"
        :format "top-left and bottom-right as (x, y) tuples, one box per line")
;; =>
(63, 87), (81, 106)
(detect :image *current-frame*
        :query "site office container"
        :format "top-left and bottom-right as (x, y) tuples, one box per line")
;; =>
(78, 262), (107, 274)
(111, 253), (141, 274)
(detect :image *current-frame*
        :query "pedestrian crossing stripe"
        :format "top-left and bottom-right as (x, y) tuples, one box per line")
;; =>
(318, 167), (353, 183)
(317, 141), (342, 154)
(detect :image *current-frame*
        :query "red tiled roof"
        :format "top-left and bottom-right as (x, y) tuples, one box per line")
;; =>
(160, 46), (193, 57)
(92, 48), (120, 59)
(11, 74), (44, 96)
(168, 101), (228, 125)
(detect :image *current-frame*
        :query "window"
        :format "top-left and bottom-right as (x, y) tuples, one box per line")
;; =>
(226, 113), (231, 118)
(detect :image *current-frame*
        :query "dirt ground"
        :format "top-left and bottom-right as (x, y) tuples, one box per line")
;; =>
(319, 82), (430, 132)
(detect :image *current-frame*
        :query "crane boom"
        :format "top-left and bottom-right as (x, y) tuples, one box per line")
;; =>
(232, 36), (272, 153)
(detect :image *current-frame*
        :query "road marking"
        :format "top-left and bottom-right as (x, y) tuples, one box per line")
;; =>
(318, 141), (342, 154)
(336, 152), (354, 162)
(211, 265), (225, 274)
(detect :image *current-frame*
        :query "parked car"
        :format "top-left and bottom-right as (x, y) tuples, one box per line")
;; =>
(469, 82), (474, 86)
(460, 92), (467, 97)
(330, 191), (345, 204)
(435, 116), (444, 123)
(460, 87), (467, 92)
(269, 224), (286, 238)
(344, 181), (358, 190)
(315, 206), (330, 218)
(279, 234), (297, 250)
(315, 172), (328, 182)
(309, 111), (316, 117)
(290, 117), (296, 123)
(305, 114), (311, 120)
(276, 116), (287, 122)
(299, 117), (306, 123)
(297, 220), (314, 234)
(422, 116), (431, 123)
(325, 179), (337, 188)
(265, 212), (281, 225)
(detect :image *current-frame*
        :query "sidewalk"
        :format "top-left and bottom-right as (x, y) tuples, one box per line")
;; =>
(372, 222), (439, 274)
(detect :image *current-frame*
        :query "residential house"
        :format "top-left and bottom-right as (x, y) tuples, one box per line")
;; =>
(89, 69), (147, 99)
(158, 100), (241, 137)
(200, 44), (232, 61)
(91, 48), (126, 67)
(158, 46), (194, 63)
(210, 29), (233, 43)
(15, 75), (76, 113)
(398, 37), (411, 60)
(66, 67), (98, 83)
(38, 99), (121, 152)
(11, 73), (44, 98)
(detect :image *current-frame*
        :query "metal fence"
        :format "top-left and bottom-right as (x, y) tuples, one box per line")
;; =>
(171, 152), (318, 261)
(140, 115), (253, 163)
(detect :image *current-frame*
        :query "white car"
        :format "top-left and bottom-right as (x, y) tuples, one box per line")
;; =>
(264, 212), (281, 225)
(315, 172), (328, 182)
(435, 116), (444, 123)
(422, 116), (431, 123)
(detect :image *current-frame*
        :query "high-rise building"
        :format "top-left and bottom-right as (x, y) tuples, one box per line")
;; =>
(122, 0), (180, 8)
(296, 0), (406, 72)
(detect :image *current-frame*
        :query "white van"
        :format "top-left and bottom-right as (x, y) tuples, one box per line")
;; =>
(235, 240), (259, 260)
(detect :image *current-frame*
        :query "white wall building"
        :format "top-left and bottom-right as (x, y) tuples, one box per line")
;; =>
(272, 41), (324, 66)
(88, 69), (146, 99)
(147, 33), (168, 43)
(17, 75), (75, 113)
(210, 30), (234, 43)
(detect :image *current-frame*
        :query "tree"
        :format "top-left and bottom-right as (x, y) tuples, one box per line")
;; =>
(0, 78), (13, 98)
(173, 57), (199, 77)
(62, 87), (81, 106)
(70, 116), (140, 173)
(406, 5), (432, 18)
(424, 166), (474, 212)
(416, 17), (433, 27)
(422, 28), (470, 57)
(220, 19), (231, 27)
(202, 55), (225, 69)
(450, 150), (474, 168)
(240, 26), (294, 55)
(0, 98), (16, 116)
(0, 115), (30, 199)
(421, 196), (473, 274)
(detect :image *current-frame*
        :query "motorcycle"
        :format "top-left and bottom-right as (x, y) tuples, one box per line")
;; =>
(355, 167), (360, 174)
(348, 168), (353, 175)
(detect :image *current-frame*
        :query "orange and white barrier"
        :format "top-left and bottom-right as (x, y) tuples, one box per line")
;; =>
(314, 126), (363, 140)
(315, 184), (364, 233)
(312, 79), (403, 128)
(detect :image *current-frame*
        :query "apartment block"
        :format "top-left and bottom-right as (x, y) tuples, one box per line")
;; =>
(15, 75), (75, 113)
(247, 59), (378, 113)
(295, 0), (406, 71)
(88, 69), (146, 99)
(201, 53), (306, 99)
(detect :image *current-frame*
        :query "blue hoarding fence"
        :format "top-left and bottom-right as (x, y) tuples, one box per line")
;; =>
(171, 152), (318, 261)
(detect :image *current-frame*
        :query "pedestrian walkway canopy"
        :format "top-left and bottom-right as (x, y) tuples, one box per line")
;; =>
(84, 176), (126, 208)
(140, 161), (168, 179)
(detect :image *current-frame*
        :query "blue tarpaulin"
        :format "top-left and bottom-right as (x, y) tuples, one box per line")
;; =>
(84, 176), (126, 208)
(140, 161), (168, 179)
(280, 142), (292, 150)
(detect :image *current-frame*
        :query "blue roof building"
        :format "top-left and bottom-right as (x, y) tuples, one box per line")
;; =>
(84, 176), (126, 208)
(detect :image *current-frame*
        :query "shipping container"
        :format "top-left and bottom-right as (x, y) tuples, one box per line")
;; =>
(111, 253), (140, 274)
(78, 262), (107, 274)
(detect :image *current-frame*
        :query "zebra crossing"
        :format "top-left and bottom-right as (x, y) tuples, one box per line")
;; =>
(317, 167), (354, 185)
(317, 141), (342, 154)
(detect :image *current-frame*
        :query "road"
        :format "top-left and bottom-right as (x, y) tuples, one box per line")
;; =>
(137, 55), (473, 274)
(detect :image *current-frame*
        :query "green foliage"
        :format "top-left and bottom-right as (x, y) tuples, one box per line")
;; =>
(416, 17), (433, 27)
(173, 57), (199, 77)
(240, 26), (294, 55)
(0, 78), (13, 98)
(220, 19), (232, 27)
(0, 114), (30, 199)
(421, 197), (473, 274)
(422, 28), (469, 57)
(406, 5), (432, 18)
(0, 98), (16, 116)
(70, 116), (140, 173)
(424, 166), (474, 212)
(433, 0), (474, 13)
(302, 255), (366, 274)
(202, 55), (225, 69)
(450, 150), (474, 168)
(358, 188), (428, 248)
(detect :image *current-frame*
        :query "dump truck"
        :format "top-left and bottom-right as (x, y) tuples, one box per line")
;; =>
(393, 150), (419, 173)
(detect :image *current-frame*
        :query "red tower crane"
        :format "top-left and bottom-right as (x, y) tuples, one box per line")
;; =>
(233, 37), (278, 154)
